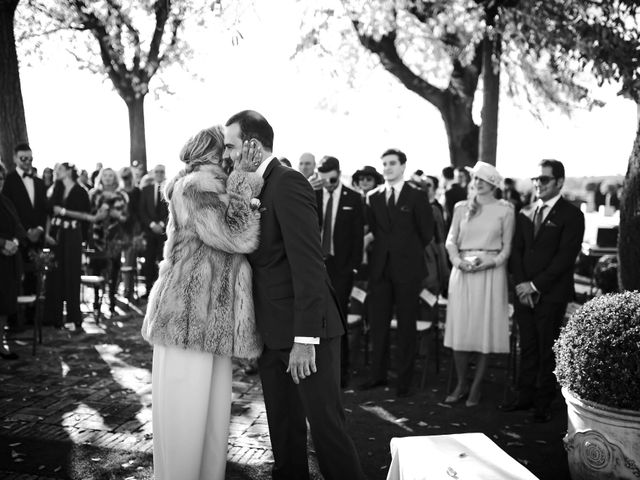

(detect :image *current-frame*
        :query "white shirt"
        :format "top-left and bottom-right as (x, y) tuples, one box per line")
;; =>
(385, 180), (404, 204)
(257, 156), (319, 345)
(536, 192), (562, 223)
(16, 166), (35, 206)
(530, 192), (562, 293)
(322, 183), (342, 256)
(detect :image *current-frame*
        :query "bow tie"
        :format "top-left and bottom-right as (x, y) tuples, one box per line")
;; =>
(22, 171), (33, 179)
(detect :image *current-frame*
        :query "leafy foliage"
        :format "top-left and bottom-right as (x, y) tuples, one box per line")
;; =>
(554, 292), (640, 410)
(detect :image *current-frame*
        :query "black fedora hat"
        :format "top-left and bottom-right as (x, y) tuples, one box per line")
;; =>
(352, 165), (384, 186)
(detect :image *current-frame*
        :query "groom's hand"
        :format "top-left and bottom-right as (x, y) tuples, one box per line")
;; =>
(287, 343), (317, 384)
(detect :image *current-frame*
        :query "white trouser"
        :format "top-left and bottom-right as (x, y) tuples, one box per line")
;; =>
(152, 345), (232, 480)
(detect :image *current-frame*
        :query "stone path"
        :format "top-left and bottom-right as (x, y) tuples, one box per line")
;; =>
(0, 300), (279, 479)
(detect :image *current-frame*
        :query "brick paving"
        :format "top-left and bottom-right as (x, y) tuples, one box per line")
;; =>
(0, 298), (283, 479)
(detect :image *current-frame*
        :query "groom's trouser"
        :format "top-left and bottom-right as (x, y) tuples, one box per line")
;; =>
(258, 337), (365, 480)
(152, 345), (232, 480)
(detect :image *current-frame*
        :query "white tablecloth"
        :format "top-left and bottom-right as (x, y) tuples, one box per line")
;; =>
(386, 433), (539, 480)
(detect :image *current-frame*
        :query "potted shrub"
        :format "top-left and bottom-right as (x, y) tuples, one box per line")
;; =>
(554, 291), (640, 479)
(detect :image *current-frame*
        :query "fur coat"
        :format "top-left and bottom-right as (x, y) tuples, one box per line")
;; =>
(141, 166), (263, 359)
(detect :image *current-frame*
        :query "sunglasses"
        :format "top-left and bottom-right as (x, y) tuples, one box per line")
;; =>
(327, 177), (339, 184)
(19, 156), (33, 162)
(531, 175), (556, 185)
(359, 176), (375, 182)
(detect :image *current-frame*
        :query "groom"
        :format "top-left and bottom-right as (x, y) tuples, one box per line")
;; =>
(224, 111), (365, 480)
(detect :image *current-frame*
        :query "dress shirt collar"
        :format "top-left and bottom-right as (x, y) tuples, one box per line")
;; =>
(16, 166), (32, 178)
(385, 180), (404, 197)
(256, 155), (275, 178)
(537, 192), (562, 211)
(324, 182), (342, 201)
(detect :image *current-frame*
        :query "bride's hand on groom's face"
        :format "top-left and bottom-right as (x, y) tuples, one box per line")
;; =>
(235, 139), (263, 172)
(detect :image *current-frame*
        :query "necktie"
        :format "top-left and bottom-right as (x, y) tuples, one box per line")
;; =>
(321, 192), (333, 257)
(387, 188), (396, 219)
(155, 185), (161, 207)
(534, 204), (546, 236)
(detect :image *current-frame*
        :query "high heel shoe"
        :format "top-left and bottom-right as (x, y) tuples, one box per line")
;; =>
(444, 386), (469, 404)
(465, 392), (482, 407)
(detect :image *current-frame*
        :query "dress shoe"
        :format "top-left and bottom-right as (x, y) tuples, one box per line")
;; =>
(498, 400), (533, 412)
(444, 386), (469, 404)
(528, 408), (552, 424)
(358, 379), (388, 391)
(0, 351), (19, 360)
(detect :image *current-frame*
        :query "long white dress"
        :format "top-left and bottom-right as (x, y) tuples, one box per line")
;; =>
(152, 346), (232, 480)
(444, 200), (515, 354)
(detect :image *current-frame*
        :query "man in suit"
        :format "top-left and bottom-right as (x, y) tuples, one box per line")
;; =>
(503, 159), (585, 423)
(442, 166), (467, 233)
(224, 110), (364, 480)
(360, 149), (434, 397)
(138, 164), (168, 297)
(3, 143), (49, 325)
(315, 155), (364, 388)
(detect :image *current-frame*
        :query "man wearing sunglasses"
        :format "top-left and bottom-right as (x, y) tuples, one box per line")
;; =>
(316, 156), (365, 388)
(3, 143), (49, 327)
(503, 159), (584, 423)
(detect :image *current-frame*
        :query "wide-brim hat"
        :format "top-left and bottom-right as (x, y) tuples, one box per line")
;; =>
(465, 161), (503, 188)
(352, 165), (384, 186)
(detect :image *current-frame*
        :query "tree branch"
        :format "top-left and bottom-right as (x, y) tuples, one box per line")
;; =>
(146, 0), (171, 78)
(352, 21), (447, 111)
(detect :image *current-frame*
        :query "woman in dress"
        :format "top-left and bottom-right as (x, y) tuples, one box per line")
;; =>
(0, 163), (27, 360)
(443, 161), (515, 407)
(45, 163), (106, 330)
(141, 125), (263, 480)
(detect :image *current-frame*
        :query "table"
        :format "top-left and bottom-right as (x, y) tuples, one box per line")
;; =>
(386, 433), (539, 480)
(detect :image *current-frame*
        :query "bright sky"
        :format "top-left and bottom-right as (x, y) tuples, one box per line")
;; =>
(17, 1), (637, 181)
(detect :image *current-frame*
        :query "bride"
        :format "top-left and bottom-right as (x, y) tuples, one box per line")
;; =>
(141, 125), (263, 480)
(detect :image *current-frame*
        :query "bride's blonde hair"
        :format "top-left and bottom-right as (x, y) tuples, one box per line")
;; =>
(179, 125), (225, 173)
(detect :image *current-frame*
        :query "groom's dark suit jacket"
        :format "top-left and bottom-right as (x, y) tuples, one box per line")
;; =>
(248, 158), (345, 350)
(510, 196), (585, 303)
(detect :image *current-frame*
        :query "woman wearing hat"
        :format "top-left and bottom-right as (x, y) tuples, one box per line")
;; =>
(443, 161), (515, 407)
(351, 165), (383, 197)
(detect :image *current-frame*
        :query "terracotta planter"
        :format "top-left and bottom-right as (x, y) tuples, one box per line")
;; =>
(562, 387), (640, 479)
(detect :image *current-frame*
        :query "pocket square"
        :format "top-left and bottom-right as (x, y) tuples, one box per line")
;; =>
(400, 205), (410, 212)
(342, 206), (353, 210)
(545, 220), (558, 227)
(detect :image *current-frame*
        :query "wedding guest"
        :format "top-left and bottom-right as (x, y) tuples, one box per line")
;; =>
(45, 163), (106, 330)
(139, 164), (168, 298)
(315, 156), (364, 387)
(351, 165), (384, 197)
(90, 162), (103, 186)
(79, 169), (92, 189)
(503, 159), (584, 423)
(0, 163), (26, 360)
(442, 166), (467, 233)
(444, 161), (515, 407)
(42, 167), (54, 190)
(503, 178), (524, 212)
(3, 143), (49, 327)
(299, 152), (323, 190)
(360, 148), (434, 397)
(119, 166), (142, 300)
(89, 186), (128, 315)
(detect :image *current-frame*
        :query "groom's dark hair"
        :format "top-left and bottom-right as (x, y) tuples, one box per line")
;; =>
(226, 110), (274, 151)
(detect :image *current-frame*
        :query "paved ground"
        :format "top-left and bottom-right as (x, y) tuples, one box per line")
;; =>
(0, 296), (572, 479)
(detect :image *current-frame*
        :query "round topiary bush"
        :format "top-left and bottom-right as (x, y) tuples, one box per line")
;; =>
(554, 291), (640, 411)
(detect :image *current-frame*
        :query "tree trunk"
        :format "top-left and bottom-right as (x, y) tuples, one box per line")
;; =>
(0, 0), (28, 170)
(441, 93), (479, 168)
(478, 32), (501, 166)
(618, 105), (640, 291)
(126, 95), (147, 172)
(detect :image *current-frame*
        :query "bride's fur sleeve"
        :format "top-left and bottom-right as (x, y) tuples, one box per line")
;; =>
(171, 169), (263, 254)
